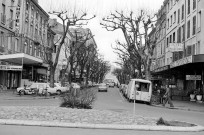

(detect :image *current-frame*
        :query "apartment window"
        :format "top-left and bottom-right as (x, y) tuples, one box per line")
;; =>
(177, 27), (181, 43)
(182, 5), (184, 20)
(174, 11), (176, 23)
(26, 1), (29, 11)
(187, 20), (190, 38)
(18, 0), (21, 6)
(14, 38), (19, 52)
(8, 37), (12, 50)
(34, 46), (37, 56)
(197, 41), (200, 54)
(188, 0), (190, 14)
(167, 37), (169, 47)
(170, 0), (173, 8)
(170, 35), (172, 43)
(171, 15), (172, 26)
(192, 16), (196, 35)
(167, 19), (169, 28)
(178, 9), (180, 24)
(2, 4), (6, 14)
(182, 24), (185, 41)
(167, 2), (170, 12)
(24, 42), (27, 53)
(198, 11), (201, 30)
(9, 10), (14, 28)
(0, 31), (5, 47)
(173, 32), (175, 43)
(30, 44), (33, 55)
(193, 0), (196, 10)
(36, 11), (38, 20)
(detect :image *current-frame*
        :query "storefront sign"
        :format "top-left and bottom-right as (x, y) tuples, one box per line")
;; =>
(186, 75), (201, 80)
(0, 65), (22, 71)
(170, 55), (193, 68)
(154, 65), (170, 73)
(169, 43), (184, 52)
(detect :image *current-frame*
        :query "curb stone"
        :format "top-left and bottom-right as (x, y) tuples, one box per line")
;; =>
(151, 104), (204, 112)
(0, 119), (204, 132)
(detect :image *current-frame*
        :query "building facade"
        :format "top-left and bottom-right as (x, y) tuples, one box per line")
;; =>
(0, 0), (49, 89)
(151, 0), (204, 99)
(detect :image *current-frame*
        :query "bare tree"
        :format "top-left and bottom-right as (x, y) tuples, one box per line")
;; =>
(101, 10), (159, 80)
(43, 11), (95, 87)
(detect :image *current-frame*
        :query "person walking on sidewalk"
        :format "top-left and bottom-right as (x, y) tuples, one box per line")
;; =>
(163, 85), (174, 108)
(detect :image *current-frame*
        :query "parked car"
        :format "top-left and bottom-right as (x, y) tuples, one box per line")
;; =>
(98, 83), (108, 92)
(46, 83), (70, 95)
(108, 82), (115, 88)
(17, 83), (48, 95)
(71, 83), (81, 89)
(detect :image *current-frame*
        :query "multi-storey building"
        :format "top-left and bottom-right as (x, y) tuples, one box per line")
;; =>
(151, 0), (204, 99)
(0, 0), (50, 89)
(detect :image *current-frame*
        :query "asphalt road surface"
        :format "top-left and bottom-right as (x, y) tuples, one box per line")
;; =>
(0, 87), (204, 135)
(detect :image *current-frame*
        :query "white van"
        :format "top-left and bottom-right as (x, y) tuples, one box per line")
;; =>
(127, 79), (152, 103)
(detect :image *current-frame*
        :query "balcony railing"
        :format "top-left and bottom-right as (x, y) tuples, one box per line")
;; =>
(1, 13), (6, 25)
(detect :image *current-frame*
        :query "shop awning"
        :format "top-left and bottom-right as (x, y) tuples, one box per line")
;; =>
(0, 53), (43, 65)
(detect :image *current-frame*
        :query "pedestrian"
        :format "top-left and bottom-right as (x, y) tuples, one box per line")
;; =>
(162, 85), (174, 107)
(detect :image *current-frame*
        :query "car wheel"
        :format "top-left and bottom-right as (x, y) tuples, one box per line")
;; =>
(56, 90), (61, 95)
(47, 92), (51, 96)
(20, 90), (24, 95)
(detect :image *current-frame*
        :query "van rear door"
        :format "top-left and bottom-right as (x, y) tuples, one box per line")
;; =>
(140, 82), (150, 102)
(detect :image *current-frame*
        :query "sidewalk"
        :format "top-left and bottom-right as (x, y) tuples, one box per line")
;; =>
(152, 100), (204, 112)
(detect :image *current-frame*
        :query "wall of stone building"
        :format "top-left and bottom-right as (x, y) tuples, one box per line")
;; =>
(197, 0), (204, 55)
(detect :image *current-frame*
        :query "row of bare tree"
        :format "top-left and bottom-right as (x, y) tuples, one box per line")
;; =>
(42, 11), (110, 87)
(101, 10), (161, 83)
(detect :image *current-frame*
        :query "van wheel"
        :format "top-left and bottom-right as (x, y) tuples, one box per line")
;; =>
(47, 92), (51, 96)
(146, 102), (151, 105)
(56, 90), (61, 95)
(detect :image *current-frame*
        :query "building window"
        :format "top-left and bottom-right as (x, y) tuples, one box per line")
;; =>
(9, 10), (13, 29)
(8, 37), (12, 50)
(197, 41), (200, 54)
(192, 16), (196, 35)
(177, 27), (181, 43)
(24, 42), (27, 53)
(188, 0), (190, 15)
(170, 35), (172, 43)
(167, 37), (169, 47)
(0, 31), (5, 47)
(30, 43), (33, 55)
(178, 9), (180, 24)
(18, 0), (21, 6)
(174, 11), (176, 23)
(26, 1), (29, 11)
(182, 24), (185, 41)
(14, 38), (19, 52)
(193, 0), (196, 10)
(167, 19), (169, 28)
(198, 11), (201, 31)
(173, 32), (175, 43)
(187, 20), (190, 38)
(34, 46), (37, 56)
(182, 5), (184, 20)
(171, 15), (172, 26)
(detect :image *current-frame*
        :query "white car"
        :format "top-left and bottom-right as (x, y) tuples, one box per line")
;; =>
(46, 83), (69, 95)
(98, 83), (108, 92)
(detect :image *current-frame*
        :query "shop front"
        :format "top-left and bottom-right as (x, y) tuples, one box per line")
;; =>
(0, 53), (47, 88)
(170, 54), (204, 99)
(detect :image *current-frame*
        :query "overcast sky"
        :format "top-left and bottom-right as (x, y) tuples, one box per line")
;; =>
(39, 0), (164, 81)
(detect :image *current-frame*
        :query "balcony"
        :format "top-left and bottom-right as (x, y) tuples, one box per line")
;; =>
(1, 13), (6, 25)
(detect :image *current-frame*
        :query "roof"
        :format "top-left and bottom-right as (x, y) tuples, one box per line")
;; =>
(130, 79), (151, 83)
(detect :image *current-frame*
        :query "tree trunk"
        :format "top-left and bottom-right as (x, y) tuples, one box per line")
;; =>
(50, 66), (56, 88)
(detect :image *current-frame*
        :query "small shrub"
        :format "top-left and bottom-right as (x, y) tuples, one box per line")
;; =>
(60, 87), (96, 109)
(156, 117), (170, 126)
